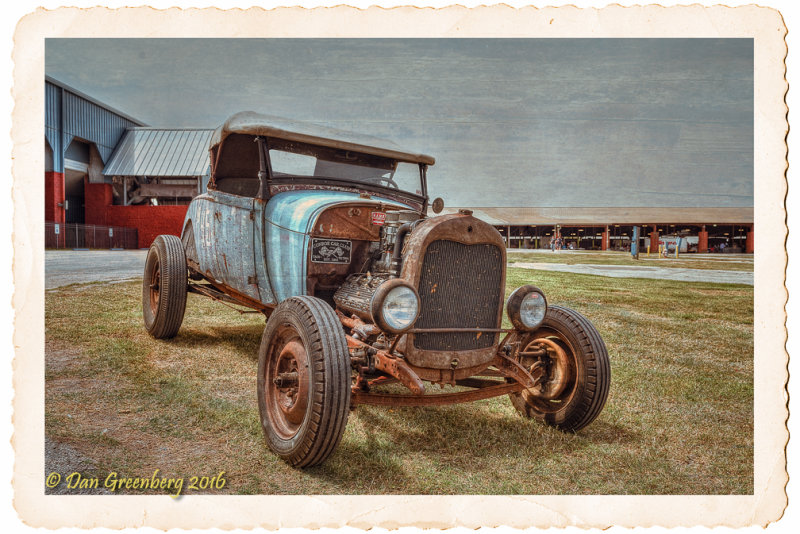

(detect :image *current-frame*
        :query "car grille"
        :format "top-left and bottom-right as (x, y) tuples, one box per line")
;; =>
(413, 239), (503, 351)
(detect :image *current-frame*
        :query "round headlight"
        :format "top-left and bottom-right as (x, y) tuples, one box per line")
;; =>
(507, 285), (548, 331)
(370, 280), (420, 334)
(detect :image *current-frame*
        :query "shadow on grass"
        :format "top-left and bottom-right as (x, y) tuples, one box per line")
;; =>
(164, 325), (264, 360)
(577, 418), (637, 444)
(305, 402), (635, 493)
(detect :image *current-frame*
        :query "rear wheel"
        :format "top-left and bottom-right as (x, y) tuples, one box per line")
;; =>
(509, 305), (610, 432)
(257, 296), (351, 467)
(142, 235), (187, 339)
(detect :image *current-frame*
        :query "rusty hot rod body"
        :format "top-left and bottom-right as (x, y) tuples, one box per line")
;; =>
(142, 111), (611, 467)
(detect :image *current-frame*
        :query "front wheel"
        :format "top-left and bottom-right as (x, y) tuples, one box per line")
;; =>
(509, 305), (610, 432)
(257, 296), (351, 467)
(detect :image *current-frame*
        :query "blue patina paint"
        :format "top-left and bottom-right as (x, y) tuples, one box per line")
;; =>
(183, 189), (410, 305)
(264, 189), (410, 302)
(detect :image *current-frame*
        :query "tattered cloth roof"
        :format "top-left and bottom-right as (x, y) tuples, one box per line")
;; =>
(210, 111), (435, 166)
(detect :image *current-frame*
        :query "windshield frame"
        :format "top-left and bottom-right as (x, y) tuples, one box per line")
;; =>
(263, 137), (428, 206)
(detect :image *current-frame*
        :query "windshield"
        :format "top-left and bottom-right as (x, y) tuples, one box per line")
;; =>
(267, 140), (424, 197)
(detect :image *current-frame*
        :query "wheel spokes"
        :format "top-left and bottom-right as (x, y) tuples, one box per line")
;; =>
(149, 262), (161, 315)
(519, 333), (577, 409)
(266, 334), (310, 436)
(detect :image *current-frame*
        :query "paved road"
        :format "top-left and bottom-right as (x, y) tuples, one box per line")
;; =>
(506, 248), (754, 265)
(509, 262), (753, 285)
(45, 250), (147, 289)
(45, 249), (753, 289)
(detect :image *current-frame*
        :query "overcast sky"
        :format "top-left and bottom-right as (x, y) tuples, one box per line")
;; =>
(45, 38), (753, 208)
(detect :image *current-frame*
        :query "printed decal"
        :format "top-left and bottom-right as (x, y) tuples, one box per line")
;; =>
(371, 211), (386, 225)
(311, 238), (352, 264)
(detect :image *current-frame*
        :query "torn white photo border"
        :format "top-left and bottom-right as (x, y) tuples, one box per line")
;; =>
(10, 4), (789, 529)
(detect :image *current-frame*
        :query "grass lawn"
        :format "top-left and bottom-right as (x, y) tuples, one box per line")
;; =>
(45, 269), (753, 495)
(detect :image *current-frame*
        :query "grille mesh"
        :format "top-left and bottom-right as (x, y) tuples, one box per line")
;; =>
(414, 240), (503, 351)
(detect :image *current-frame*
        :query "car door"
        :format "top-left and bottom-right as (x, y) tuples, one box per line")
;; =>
(206, 189), (261, 301)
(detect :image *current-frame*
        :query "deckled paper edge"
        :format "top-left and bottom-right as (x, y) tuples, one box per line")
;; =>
(10, 4), (789, 529)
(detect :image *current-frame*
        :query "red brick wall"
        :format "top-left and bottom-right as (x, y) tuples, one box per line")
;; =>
(84, 181), (113, 225)
(84, 181), (188, 248)
(105, 205), (187, 248)
(45, 172), (65, 224)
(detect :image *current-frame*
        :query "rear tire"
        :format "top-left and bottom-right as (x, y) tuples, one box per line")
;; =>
(509, 305), (610, 432)
(142, 235), (187, 339)
(257, 296), (351, 467)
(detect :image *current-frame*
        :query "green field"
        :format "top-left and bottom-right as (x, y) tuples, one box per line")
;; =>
(45, 269), (753, 495)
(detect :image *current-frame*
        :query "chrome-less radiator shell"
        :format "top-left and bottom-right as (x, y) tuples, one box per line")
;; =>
(399, 213), (507, 370)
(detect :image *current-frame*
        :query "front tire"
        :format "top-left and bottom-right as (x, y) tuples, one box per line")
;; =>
(509, 305), (610, 432)
(142, 235), (187, 339)
(257, 296), (351, 467)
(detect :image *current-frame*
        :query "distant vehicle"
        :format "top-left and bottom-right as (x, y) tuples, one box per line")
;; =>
(141, 112), (611, 467)
(645, 235), (698, 253)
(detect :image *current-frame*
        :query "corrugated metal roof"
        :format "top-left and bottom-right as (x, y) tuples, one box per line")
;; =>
(46, 76), (146, 126)
(46, 78), (144, 173)
(103, 128), (214, 177)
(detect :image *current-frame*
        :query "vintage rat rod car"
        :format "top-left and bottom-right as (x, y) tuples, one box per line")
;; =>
(142, 112), (611, 467)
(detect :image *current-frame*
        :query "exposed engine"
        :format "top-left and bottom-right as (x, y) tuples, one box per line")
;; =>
(372, 209), (420, 273)
(333, 209), (421, 321)
(333, 272), (392, 321)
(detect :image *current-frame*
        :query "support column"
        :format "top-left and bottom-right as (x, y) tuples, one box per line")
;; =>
(601, 226), (609, 251)
(649, 224), (659, 254)
(84, 178), (113, 226)
(746, 224), (754, 254)
(698, 225), (709, 253)
(45, 171), (65, 225)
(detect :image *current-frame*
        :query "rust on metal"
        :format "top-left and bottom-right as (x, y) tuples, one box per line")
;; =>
(409, 327), (505, 334)
(264, 326), (310, 439)
(402, 359), (494, 385)
(351, 381), (525, 407)
(312, 204), (385, 241)
(492, 351), (543, 390)
(397, 212), (507, 370)
(337, 310), (383, 341)
(346, 335), (425, 395)
(187, 277), (272, 314)
(454, 377), (507, 389)
(521, 337), (572, 401)
(306, 203), (389, 297)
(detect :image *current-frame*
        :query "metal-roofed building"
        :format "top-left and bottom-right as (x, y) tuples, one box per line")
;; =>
(45, 77), (212, 249)
(44, 75), (753, 253)
(437, 206), (754, 253)
(45, 76), (145, 225)
(103, 128), (213, 205)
